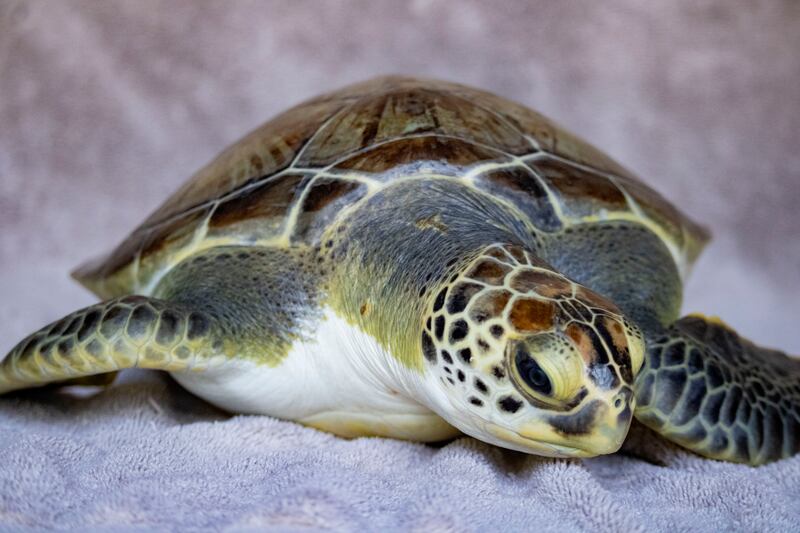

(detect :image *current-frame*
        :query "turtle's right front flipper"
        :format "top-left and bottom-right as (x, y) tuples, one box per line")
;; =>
(0, 296), (221, 394)
(634, 315), (800, 465)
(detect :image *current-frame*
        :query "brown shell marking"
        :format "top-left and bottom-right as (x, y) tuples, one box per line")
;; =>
(447, 81), (710, 249)
(74, 76), (710, 298)
(297, 86), (532, 168)
(211, 174), (309, 231)
(443, 83), (639, 180)
(481, 167), (548, 199)
(528, 158), (627, 215)
(293, 178), (368, 242)
(332, 136), (509, 176)
(147, 98), (347, 230)
(475, 166), (561, 230)
(80, 205), (215, 293)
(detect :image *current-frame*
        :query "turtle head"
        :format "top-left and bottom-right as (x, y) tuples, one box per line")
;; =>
(420, 244), (645, 458)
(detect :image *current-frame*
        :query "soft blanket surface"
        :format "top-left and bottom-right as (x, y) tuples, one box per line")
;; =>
(2, 1), (800, 531)
(2, 371), (799, 532)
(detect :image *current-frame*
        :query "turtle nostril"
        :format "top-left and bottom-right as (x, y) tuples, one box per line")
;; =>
(612, 387), (633, 411)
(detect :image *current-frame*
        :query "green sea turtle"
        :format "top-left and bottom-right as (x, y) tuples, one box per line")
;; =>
(2, 76), (798, 465)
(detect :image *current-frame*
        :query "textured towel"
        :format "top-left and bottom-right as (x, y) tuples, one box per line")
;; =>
(2, 1), (800, 531)
(1, 371), (799, 532)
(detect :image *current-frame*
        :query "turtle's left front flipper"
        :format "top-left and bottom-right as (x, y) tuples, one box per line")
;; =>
(0, 296), (221, 394)
(634, 315), (800, 465)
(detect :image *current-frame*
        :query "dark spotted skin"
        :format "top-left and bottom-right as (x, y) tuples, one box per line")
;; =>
(419, 235), (640, 449)
(635, 318), (800, 464)
(436, 241), (639, 393)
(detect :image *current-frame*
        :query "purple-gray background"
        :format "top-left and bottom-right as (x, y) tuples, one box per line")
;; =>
(1, 0), (799, 355)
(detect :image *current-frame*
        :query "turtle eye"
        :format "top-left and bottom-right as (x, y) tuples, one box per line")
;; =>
(514, 346), (552, 395)
(506, 336), (583, 407)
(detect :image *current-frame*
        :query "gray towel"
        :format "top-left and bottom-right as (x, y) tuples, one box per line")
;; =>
(1, 371), (799, 532)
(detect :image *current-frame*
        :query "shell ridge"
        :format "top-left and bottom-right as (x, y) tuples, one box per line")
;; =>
(288, 94), (365, 170)
(440, 87), (540, 153)
(132, 132), (535, 239)
(319, 132), (515, 173)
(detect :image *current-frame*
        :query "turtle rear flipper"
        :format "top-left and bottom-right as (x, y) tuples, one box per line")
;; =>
(0, 296), (221, 395)
(634, 315), (800, 465)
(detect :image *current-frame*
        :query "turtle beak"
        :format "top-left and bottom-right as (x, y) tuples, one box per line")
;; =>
(541, 386), (634, 456)
(581, 386), (635, 455)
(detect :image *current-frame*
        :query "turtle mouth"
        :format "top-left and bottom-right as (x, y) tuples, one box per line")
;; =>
(525, 439), (588, 457)
(482, 421), (598, 458)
